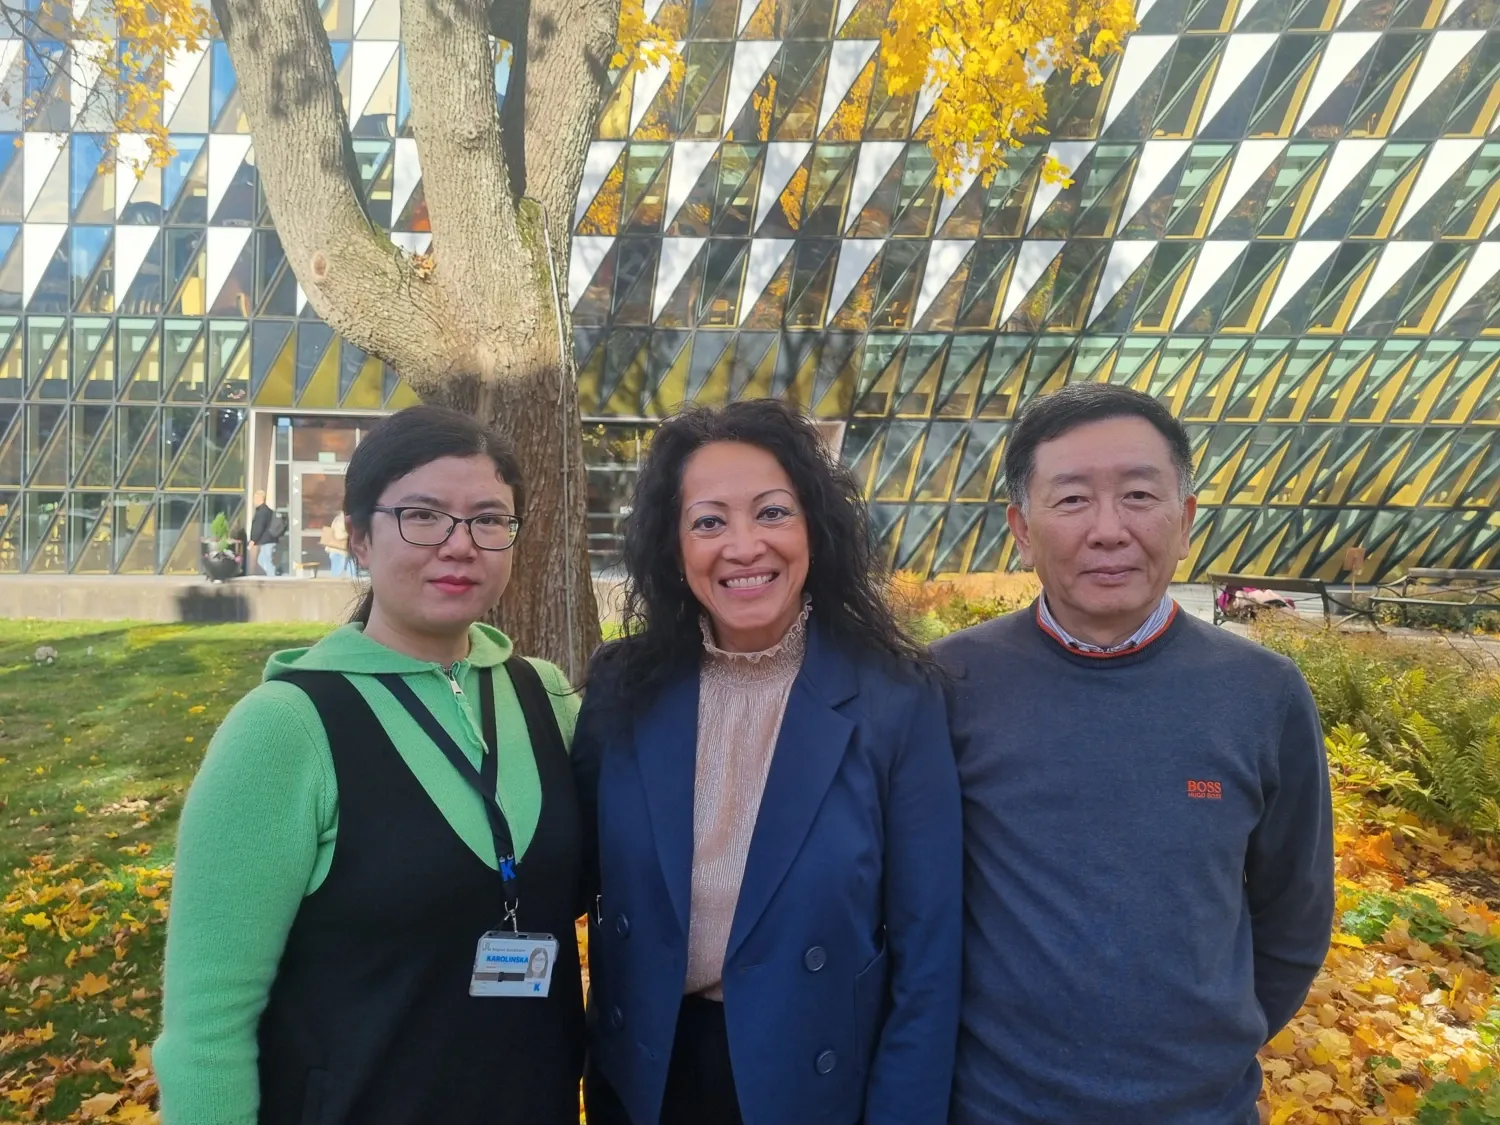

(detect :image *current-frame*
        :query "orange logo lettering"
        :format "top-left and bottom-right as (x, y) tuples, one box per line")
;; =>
(1187, 780), (1223, 800)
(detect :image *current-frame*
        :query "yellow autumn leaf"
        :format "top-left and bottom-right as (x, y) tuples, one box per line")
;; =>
(1329, 932), (1364, 947)
(1384, 1084), (1419, 1115)
(22, 1022), (54, 1042)
(20, 912), (50, 930)
(79, 971), (112, 996)
(78, 1092), (121, 1118)
(1266, 1027), (1297, 1053)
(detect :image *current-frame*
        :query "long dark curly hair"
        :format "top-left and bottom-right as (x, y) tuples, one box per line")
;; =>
(602, 398), (927, 708)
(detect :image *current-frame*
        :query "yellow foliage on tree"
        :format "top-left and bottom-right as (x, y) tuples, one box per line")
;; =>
(6, 0), (212, 168)
(880, 0), (1137, 192)
(612, 0), (686, 81)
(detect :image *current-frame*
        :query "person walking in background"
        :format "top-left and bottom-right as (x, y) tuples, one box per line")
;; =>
(935, 383), (1333, 1125)
(248, 490), (282, 577)
(156, 405), (586, 1125)
(322, 511), (352, 577)
(574, 399), (962, 1125)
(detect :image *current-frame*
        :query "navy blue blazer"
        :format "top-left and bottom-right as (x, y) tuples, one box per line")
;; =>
(572, 624), (962, 1125)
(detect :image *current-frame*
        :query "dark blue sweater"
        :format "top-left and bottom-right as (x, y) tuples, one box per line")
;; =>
(934, 606), (1332, 1125)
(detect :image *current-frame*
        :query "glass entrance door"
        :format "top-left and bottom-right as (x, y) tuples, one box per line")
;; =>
(289, 462), (347, 575)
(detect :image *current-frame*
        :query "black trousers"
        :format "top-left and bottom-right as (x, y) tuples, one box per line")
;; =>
(586, 995), (743, 1125)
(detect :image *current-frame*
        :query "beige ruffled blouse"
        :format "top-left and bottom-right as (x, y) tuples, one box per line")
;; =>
(684, 603), (811, 999)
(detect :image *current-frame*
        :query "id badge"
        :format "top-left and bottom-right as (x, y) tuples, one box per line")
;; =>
(470, 931), (558, 998)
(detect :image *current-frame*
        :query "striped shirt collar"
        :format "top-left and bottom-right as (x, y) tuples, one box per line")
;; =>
(1036, 593), (1178, 658)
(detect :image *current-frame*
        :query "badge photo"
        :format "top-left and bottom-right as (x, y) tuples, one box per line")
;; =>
(471, 932), (559, 998)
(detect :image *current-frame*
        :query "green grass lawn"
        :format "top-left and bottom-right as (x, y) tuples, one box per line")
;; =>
(0, 620), (325, 1123)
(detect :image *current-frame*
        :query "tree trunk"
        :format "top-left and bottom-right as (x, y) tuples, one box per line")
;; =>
(213, 0), (617, 675)
(430, 337), (601, 683)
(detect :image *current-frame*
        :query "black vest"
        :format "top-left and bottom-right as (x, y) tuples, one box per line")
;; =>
(257, 662), (584, 1125)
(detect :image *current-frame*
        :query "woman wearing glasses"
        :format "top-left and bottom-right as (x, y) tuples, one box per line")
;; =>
(155, 405), (585, 1125)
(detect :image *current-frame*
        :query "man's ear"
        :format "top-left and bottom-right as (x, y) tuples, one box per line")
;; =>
(1178, 494), (1197, 561)
(1007, 503), (1035, 569)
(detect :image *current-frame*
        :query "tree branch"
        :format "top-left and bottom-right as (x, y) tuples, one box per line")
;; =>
(520, 0), (618, 240)
(400, 0), (530, 371)
(212, 0), (447, 379)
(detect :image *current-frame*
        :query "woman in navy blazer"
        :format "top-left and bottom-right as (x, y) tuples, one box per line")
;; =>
(573, 400), (962, 1125)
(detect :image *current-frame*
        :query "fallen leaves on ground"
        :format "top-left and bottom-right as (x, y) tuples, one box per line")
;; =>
(0, 859), (169, 1122)
(1259, 795), (1500, 1123)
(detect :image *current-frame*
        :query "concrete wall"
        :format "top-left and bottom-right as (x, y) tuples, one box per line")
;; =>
(0, 576), (628, 626)
(0, 576), (364, 624)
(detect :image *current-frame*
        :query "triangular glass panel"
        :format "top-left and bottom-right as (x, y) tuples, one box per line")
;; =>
(294, 323), (337, 402)
(1395, 244), (1468, 332)
(873, 421), (924, 501)
(115, 500), (157, 574)
(1152, 38), (1226, 137)
(28, 406), (68, 487)
(73, 407), (115, 489)
(890, 147), (939, 238)
(1443, 41), (1500, 134)
(1047, 243), (1109, 330)
(676, 41), (734, 138)
(163, 321), (207, 402)
(621, 144), (672, 234)
(120, 413), (161, 489)
(863, 57), (916, 140)
(1256, 142), (1330, 236)
(163, 137), (208, 224)
(25, 319), (66, 398)
(771, 44), (830, 140)
(951, 422), (1005, 501)
(1248, 37), (1323, 137)
(870, 242), (924, 331)
(70, 134), (113, 223)
(0, 407), (20, 488)
(1443, 142), (1500, 237)
(1303, 242), (1381, 332)
(163, 410), (207, 491)
(783, 239), (839, 328)
(1219, 243), (1288, 332)
(799, 144), (857, 237)
(981, 146), (1046, 237)
(1346, 33), (1426, 135)
(711, 143), (762, 234)
(252, 319), (296, 405)
(785, 0), (839, 39)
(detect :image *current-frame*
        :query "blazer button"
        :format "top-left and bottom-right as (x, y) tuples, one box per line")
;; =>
(803, 946), (827, 972)
(815, 1050), (837, 1075)
(609, 1005), (625, 1030)
(615, 914), (631, 938)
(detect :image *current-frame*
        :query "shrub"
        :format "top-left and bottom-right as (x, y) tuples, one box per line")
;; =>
(889, 570), (1039, 641)
(1376, 593), (1500, 636)
(1259, 621), (1500, 837)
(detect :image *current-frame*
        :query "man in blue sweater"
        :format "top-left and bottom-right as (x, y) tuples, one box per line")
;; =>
(935, 384), (1332, 1125)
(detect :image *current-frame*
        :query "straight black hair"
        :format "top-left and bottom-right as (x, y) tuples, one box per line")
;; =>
(1004, 384), (1195, 509)
(344, 404), (524, 625)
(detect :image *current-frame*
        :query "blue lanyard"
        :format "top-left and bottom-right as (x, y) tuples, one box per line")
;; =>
(376, 667), (520, 930)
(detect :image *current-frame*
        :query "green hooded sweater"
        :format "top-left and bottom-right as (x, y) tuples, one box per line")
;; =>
(152, 622), (580, 1125)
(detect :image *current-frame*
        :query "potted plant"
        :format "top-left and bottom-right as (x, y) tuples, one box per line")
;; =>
(202, 513), (242, 582)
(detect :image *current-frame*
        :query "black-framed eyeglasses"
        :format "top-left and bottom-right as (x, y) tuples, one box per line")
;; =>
(371, 506), (523, 551)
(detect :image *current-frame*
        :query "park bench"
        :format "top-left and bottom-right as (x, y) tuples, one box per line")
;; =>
(1208, 572), (1375, 628)
(1369, 568), (1500, 629)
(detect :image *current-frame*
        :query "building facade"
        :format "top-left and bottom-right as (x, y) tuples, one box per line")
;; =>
(0, 0), (1495, 579)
